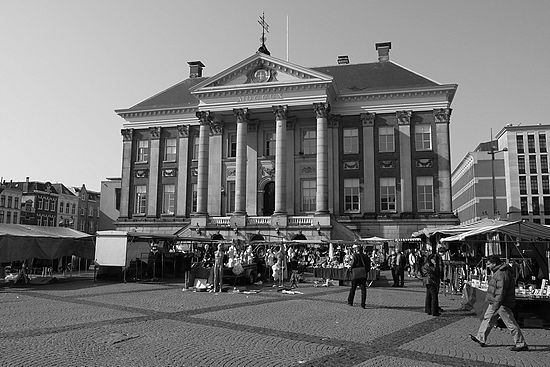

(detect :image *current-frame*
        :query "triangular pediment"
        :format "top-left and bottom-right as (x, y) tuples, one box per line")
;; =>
(190, 53), (333, 93)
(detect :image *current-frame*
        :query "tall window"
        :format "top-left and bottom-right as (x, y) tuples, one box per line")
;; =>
(301, 179), (316, 212)
(192, 135), (199, 159)
(531, 176), (539, 194)
(38, 198), (43, 210)
(518, 156), (525, 174)
(44, 199), (49, 211)
(13, 212), (18, 224)
(302, 130), (316, 155)
(539, 134), (547, 153)
(6, 212), (11, 224)
(66, 202), (70, 214)
(516, 135), (524, 153)
(72, 204), (76, 214)
(520, 197), (528, 215)
(265, 132), (276, 156)
(541, 155), (548, 173)
(542, 176), (549, 194)
(162, 184), (175, 214)
(191, 183), (198, 213)
(134, 185), (147, 214)
(544, 197), (550, 215)
(14, 197), (19, 209)
(0, 195), (4, 207)
(519, 176), (527, 195)
(528, 134), (535, 153)
(343, 128), (359, 154)
(529, 155), (537, 174)
(0, 210), (3, 223)
(378, 127), (395, 152)
(532, 197), (540, 215)
(225, 181), (235, 214)
(380, 177), (396, 212)
(343, 178), (360, 212)
(415, 125), (432, 151)
(417, 176), (434, 211)
(137, 140), (149, 162)
(7, 196), (12, 208)
(163, 138), (177, 162)
(228, 134), (237, 158)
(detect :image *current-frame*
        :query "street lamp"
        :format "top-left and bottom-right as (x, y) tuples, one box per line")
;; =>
(488, 145), (508, 218)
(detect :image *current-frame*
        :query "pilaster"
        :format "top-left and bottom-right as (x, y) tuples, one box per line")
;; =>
(176, 125), (189, 217)
(119, 129), (133, 219)
(397, 110), (412, 213)
(147, 126), (161, 217)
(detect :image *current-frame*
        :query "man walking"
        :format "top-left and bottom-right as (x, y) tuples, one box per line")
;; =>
(347, 245), (371, 309)
(395, 249), (406, 287)
(470, 255), (528, 351)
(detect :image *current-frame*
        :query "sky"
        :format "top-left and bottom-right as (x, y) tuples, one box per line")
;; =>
(1, 0), (550, 192)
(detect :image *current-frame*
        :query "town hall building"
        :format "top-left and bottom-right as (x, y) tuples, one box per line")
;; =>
(114, 40), (459, 241)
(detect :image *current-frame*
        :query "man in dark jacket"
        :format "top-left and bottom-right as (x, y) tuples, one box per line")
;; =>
(470, 256), (528, 351)
(347, 245), (371, 308)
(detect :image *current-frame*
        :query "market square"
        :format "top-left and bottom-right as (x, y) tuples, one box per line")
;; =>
(1, 272), (549, 367)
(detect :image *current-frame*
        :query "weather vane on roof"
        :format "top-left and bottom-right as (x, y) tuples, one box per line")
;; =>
(257, 12), (270, 55)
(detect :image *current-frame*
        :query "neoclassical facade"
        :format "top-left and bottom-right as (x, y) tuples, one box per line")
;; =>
(115, 42), (459, 240)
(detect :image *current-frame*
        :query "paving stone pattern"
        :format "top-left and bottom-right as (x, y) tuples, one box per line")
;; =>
(1, 272), (548, 367)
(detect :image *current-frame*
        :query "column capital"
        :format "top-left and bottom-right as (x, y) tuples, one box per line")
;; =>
(233, 108), (249, 123)
(360, 112), (376, 126)
(210, 122), (223, 136)
(196, 111), (212, 125)
(328, 115), (341, 128)
(272, 105), (288, 120)
(177, 125), (189, 138)
(396, 110), (412, 125)
(313, 102), (330, 118)
(433, 108), (452, 124)
(121, 128), (133, 141)
(149, 126), (161, 139)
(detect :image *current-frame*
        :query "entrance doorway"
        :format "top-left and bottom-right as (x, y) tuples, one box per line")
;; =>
(263, 181), (275, 216)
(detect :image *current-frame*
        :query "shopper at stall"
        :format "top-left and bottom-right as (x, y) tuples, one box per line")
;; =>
(421, 253), (441, 316)
(388, 249), (398, 287)
(469, 255), (529, 351)
(395, 249), (406, 287)
(347, 244), (371, 309)
(212, 243), (224, 292)
(408, 250), (417, 278)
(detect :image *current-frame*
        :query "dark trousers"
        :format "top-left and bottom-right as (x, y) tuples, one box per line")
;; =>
(348, 278), (367, 307)
(425, 284), (440, 315)
(396, 267), (405, 286)
(391, 268), (398, 286)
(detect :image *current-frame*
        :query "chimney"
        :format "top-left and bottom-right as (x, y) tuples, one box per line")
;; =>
(23, 176), (29, 192)
(337, 55), (349, 65)
(188, 61), (205, 78)
(375, 42), (391, 62)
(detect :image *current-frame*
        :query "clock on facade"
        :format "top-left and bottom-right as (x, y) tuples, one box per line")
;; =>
(253, 68), (271, 83)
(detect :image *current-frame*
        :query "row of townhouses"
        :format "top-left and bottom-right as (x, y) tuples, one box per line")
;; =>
(0, 178), (103, 235)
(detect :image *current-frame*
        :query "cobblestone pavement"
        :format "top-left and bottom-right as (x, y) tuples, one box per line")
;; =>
(1, 272), (549, 367)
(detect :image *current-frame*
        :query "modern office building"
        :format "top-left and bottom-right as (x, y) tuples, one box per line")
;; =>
(451, 141), (507, 224)
(114, 41), (459, 240)
(452, 124), (550, 225)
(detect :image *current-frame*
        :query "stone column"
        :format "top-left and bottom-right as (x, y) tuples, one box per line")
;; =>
(314, 103), (330, 214)
(119, 129), (133, 219)
(195, 111), (211, 215)
(361, 112), (376, 212)
(273, 105), (288, 215)
(176, 125), (189, 218)
(208, 122), (223, 216)
(434, 108), (452, 213)
(147, 127), (161, 217)
(234, 108), (248, 215)
(397, 111), (413, 213)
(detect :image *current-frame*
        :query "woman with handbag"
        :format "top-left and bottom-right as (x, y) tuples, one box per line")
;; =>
(347, 244), (371, 308)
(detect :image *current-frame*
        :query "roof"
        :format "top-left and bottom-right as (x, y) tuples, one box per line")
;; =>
(311, 61), (439, 94)
(122, 60), (440, 113)
(127, 77), (207, 111)
(440, 220), (550, 243)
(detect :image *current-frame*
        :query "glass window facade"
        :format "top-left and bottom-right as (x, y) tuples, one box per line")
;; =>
(343, 178), (360, 212)
(417, 176), (434, 211)
(343, 128), (359, 154)
(415, 125), (432, 151)
(134, 185), (147, 214)
(379, 127), (395, 153)
(380, 177), (396, 211)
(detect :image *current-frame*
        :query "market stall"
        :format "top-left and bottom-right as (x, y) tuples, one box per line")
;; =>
(436, 220), (550, 328)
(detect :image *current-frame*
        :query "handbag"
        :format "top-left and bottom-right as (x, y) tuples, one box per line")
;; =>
(350, 255), (367, 280)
